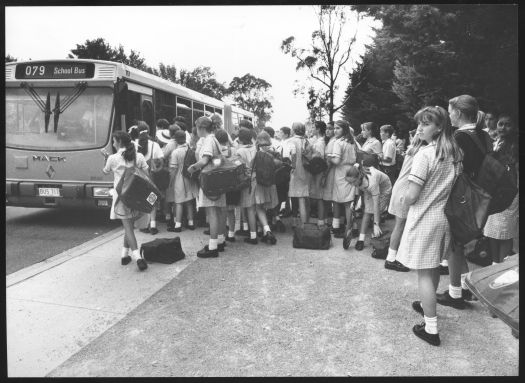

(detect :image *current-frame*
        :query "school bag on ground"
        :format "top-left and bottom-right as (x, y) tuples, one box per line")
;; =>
(444, 162), (492, 245)
(140, 237), (185, 264)
(302, 139), (328, 175)
(292, 223), (331, 250)
(370, 230), (391, 259)
(466, 236), (492, 267)
(253, 148), (276, 186)
(182, 146), (199, 182)
(199, 141), (250, 199)
(115, 157), (161, 214)
(458, 130), (517, 215)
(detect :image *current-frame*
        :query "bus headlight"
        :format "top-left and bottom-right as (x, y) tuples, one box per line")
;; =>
(93, 187), (111, 197)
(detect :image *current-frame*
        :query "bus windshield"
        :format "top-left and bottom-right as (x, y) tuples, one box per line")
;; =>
(6, 86), (113, 151)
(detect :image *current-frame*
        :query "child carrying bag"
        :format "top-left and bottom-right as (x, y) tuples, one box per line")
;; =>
(140, 237), (186, 264)
(292, 223), (332, 250)
(302, 139), (328, 175)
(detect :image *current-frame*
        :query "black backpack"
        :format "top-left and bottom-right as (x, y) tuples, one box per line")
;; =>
(302, 139), (328, 175)
(253, 147), (276, 186)
(182, 146), (199, 181)
(458, 130), (518, 215)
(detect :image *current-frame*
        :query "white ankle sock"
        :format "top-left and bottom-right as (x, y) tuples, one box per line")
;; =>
(317, 219), (325, 226)
(460, 273), (468, 290)
(440, 259), (448, 267)
(228, 230), (235, 238)
(332, 218), (340, 229)
(188, 220), (194, 226)
(250, 231), (257, 240)
(209, 238), (218, 250)
(218, 234), (225, 244)
(424, 315), (438, 334)
(263, 225), (271, 234)
(131, 249), (141, 261)
(121, 247), (130, 258)
(175, 222), (182, 228)
(449, 284), (462, 299)
(386, 248), (397, 262)
(150, 220), (156, 228)
(243, 222), (249, 231)
(358, 233), (365, 241)
(492, 262), (498, 265)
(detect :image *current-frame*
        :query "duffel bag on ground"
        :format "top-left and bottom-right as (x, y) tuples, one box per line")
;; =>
(292, 223), (331, 250)
(370, 230), (391, 259)
(140, 237), (185, 264)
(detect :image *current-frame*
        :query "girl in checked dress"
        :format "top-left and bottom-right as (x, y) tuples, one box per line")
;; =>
(396, 106), (462, 346)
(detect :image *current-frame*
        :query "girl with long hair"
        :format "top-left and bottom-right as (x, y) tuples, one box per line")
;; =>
(287, 122), (311, 226)
(396, 105), (463, 346)
(102, 131), (149, 271)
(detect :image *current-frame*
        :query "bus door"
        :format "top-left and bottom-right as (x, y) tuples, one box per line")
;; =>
(140, 95), (154, 135)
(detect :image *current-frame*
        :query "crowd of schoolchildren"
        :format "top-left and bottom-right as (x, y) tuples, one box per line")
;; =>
(102, 94), (519, 346)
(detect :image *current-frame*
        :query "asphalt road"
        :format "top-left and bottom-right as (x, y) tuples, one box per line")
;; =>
(5, 207), (121, 275)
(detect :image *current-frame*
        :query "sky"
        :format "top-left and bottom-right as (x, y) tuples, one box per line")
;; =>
(5, 6), (380, 127)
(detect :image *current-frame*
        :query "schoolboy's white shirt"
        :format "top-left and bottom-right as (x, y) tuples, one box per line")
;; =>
(280, 137), (292, 159)
(381, 137), (396, 166)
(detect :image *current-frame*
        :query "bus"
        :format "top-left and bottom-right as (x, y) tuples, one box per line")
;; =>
(5, 59), (255, 209)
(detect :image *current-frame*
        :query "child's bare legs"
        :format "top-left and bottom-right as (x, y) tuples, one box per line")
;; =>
(226, 208), (235, 238)
(344, 202), (353, 236)
(175, 203), (184, 228)
(390, 216), (407, 250)
(315, 199), (325, 226)
(217, 207), (227, 245)
(206, 207), (219, 239)
(245, 206), (257, 240)
(298, 197), (308, 224)
(185, 201), (194, 227)
(417, 268), (440, 334)
(332, 202), (342, 231)
(121, 217), (147, 269)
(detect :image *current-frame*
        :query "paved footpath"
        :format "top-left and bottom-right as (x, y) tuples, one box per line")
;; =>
(7, 218), (519, 377)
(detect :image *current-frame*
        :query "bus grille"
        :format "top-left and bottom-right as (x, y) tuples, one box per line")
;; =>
(5, 66), (14, 80)
(95, 65), (116, 79)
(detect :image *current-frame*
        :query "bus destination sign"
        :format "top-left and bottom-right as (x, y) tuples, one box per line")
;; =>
(15, 62), (95, 80)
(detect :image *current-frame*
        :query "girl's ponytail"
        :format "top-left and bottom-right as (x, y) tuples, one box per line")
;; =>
(136, 121), (150, 156)
(112, 131), (136, 163)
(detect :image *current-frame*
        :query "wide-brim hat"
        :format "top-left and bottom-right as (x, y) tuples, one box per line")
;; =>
(156, 129), (171, 144)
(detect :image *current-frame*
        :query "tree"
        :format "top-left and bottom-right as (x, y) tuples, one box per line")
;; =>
(281, 5), (363, 121)
(6, 54), (17, 63)
(158, 63), (178, 83)
(227, 74), (273, 129)
(68, 37), (157, 74)
(346, 5), (518, 121)
(178, 66), (227, 100)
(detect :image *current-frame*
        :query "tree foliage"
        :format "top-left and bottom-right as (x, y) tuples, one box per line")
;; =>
(228, 74), (273, 128)
(343, 5), (518, 131)
(281, 5), (362, 121)
(179, 66), (227, 100)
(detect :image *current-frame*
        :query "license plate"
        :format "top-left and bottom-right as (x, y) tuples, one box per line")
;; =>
(38, 187), (61, 197)
(97, 199), (110, 207)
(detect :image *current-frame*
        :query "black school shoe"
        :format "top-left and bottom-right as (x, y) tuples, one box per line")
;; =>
(139, 227), (150, 234)
(226, 235), (236, 242)
(149, 227), (159, 235)
(436, 290), (466, 310)
(244, 237), (258, 245)
(412, 301), (424, 316)
(137, 258), (148, 271)
(187, 224), (195, 230)
(121, 255), (132, 266)
(412, 322), (440, 346)
(355, 240), (364, 251)
(462, 288), (477, 301)
(385, 260), (410, 272)
(438, 264), (449, 275)
(261, 231), (277, 245)
(218, 242), (226, 252)
(197, 245), (219, 258)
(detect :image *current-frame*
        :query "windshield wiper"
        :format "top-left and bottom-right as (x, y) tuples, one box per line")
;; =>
(52, 81), (88, 133)
(20, 82), (52, 133)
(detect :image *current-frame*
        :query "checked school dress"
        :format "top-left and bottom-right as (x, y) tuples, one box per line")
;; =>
(322, 136), (337, 202)
(331, 138), (357, 204)
(396, 144), (457, 270)
(169, 144), (198, 204)
(288, 135), (311, 198)
(196, 134), (226, 208)
(388, 151), (415, 219)
(308, 137), (327, 200)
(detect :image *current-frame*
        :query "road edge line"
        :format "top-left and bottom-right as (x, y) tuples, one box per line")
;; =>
(6, 227), (124, 288)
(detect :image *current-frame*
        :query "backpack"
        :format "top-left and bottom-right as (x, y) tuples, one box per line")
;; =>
(182, 146), (199, 181)
(292, 223), (332, 250)
(140, 237), (185, 264)
(444, 162), (492, 245)
(275, 148), (292, 185)
(302, 139), (328, 175)
(253, 147), (276, 186)
(458, 130), (518, 215)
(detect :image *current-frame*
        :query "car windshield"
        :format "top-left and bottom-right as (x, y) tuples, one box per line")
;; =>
(6, 86), (113, 151)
